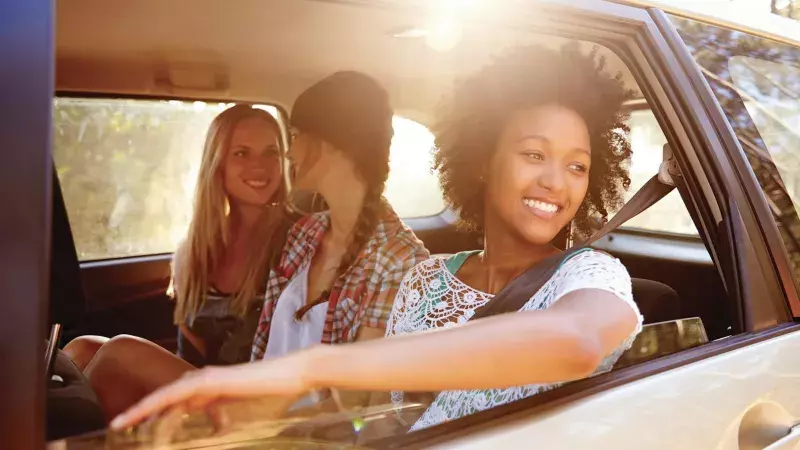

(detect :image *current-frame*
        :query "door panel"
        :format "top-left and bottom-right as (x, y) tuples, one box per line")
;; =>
(430, 328), (800, 450)
(67, 257), (175, 349)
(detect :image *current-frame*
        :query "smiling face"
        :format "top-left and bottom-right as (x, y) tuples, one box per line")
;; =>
(222, 116), (283, 208)
(483, 104), (591, 246)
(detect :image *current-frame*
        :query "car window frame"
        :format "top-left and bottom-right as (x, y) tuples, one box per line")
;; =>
(316, 0), (800, 447)
(659, 10), (800, 320)
(649, 7), (796, 328)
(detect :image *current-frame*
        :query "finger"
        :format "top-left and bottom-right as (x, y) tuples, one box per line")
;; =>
(110, 374), (216, 430)
(151, 404), (188, 447)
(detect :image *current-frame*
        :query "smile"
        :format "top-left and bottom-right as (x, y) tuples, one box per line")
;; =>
(522, 198), (562, 218)
(244, 180), (269, 189)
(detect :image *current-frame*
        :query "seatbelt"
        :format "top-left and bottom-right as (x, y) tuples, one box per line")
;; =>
(471, 145), (680, 320)
(585, 143), (680, 245)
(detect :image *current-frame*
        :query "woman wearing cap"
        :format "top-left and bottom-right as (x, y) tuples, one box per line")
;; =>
(85, 72), (429, 421)
(250, 71), (429, 364)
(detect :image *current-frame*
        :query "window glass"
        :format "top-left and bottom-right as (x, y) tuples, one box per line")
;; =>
(669, 15), (800, 285)
(623, 109), (699, 235)
(53, 98), (248, 261)
(385, 117), (446, 218)
(53, 98), (443, 261)
(729, 57), (800, 210)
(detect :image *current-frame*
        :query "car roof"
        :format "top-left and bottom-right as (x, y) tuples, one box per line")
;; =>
(58, 0), (799, 125)
(55, 0), (637, 126)
(619, 0), (800, 47)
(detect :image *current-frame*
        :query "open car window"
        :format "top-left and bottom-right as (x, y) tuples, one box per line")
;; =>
(623, 108), (699, 236)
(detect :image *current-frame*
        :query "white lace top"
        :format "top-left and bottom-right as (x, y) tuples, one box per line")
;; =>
(385, 249), (643, 431)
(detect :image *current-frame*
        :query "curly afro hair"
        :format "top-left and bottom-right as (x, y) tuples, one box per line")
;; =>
(432, 43), (635, 240)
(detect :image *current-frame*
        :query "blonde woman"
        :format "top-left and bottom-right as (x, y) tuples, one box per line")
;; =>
(63, 104), (289, 419)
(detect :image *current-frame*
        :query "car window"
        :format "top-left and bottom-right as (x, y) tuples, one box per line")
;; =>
(53, 98), (444, 261)
(53, 98), (246, 261)
(669, 16), (800, 285)
(385, 117), (445, 218)
(623, 109), (699, 235)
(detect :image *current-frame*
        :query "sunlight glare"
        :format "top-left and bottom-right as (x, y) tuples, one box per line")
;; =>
(423, 0), (484, 52)
(426, 20), (462, 52)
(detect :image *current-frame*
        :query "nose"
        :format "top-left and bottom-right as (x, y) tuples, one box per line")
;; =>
(536, 161), (567, 192)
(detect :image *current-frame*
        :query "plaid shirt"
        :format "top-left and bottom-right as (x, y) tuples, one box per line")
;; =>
(251, 209), (429, 360)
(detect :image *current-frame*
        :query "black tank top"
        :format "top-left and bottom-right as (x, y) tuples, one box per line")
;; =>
(177, 289), (264, 367)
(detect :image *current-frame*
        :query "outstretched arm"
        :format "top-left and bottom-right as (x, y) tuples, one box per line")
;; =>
(111, 288), (637, 429)
(309, 288), (638, 392)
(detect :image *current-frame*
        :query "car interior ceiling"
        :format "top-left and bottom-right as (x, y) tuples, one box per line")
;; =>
(52, 0), (731, 356)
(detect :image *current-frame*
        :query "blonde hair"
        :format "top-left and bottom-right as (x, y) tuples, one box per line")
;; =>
(170, 104), (288, 324)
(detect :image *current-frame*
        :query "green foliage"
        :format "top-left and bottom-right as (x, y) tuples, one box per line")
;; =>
(53, 99), (226, 260)
(671, 15), (800, 278)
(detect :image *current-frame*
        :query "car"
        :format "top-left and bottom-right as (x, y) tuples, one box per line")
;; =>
(2, 0), (799, 448)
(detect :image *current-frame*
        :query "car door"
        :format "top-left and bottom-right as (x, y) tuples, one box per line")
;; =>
(0, 0), (54, 448)
(355, 2), (800, 449)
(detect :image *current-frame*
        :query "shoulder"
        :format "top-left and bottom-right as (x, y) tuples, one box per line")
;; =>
(397, 256), (448, 286)
(370, 209), (431, 270)
(287, 212), (328, 243)
(559, 248), (629, 276)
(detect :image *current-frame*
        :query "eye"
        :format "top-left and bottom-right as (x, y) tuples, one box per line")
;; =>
(232, 147), (249, 158)
(522, 151), (544, 161)
(568, 162), (588, 173)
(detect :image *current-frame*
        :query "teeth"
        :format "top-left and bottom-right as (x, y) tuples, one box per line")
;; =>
(245, 180), (268, 188)
(523, 198), (559, 213)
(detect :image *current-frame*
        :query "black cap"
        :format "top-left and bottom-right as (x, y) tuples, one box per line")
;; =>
(290, 71), (393, 157)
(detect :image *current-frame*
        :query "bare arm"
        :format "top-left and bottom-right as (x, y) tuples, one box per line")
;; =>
(111, 288), (638, 429)
(307, 289), (639, 392)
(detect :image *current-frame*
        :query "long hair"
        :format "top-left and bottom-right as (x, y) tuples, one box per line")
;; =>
(170, 104), (288, 323)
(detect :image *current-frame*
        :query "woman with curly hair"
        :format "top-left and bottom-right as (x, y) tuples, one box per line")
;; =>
(111, 44), (643, 432)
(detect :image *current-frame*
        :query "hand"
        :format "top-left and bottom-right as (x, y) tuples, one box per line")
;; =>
(110, 350), (317, 430)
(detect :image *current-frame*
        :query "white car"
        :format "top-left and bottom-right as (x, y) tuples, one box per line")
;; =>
(3, 0), (800, 449)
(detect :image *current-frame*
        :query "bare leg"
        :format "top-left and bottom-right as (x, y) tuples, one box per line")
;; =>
(83, 335), (195, 422)
(63, 335), (109, 371)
